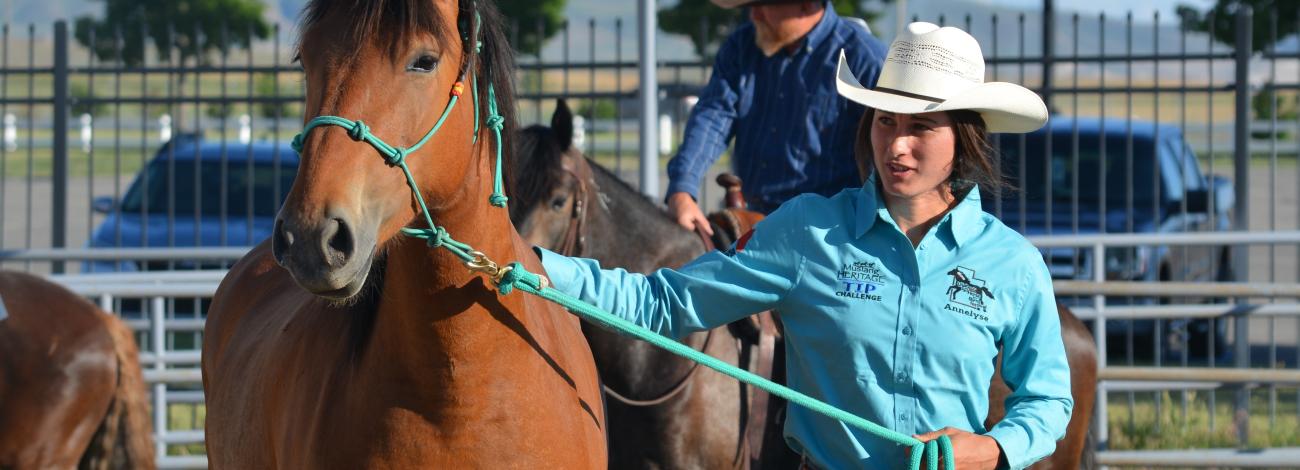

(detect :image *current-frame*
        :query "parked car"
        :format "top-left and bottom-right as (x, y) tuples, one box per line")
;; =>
(86, 136), (298, 273)
(986, 117), (1235, 360)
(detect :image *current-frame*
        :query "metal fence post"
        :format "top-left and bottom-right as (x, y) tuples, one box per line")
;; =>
(1040, 0), (1055, 111)
(1231, 5), (1252, 449)
(637, 0), (659, 198)
(52, 20), (69, 273)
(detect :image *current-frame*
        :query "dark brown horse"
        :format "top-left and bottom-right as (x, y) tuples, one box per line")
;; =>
(513, 100), (772, 469)
(0, 270), (154, 470)
(203, 1), (604, 468)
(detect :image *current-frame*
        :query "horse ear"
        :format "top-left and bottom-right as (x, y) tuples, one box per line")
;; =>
(552, 99), (574, 151)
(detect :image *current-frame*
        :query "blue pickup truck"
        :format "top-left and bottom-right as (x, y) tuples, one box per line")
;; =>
(987, 117), (1235, 360)
(86, 136), (298, 272)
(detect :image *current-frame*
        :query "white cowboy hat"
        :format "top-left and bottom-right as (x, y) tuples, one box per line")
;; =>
(835, 22), (1048, 133)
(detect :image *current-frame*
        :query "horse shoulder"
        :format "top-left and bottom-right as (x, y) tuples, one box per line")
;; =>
(205, 241), (295, 360)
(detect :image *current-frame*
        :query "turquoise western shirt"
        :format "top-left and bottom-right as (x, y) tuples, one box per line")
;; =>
(538, 178), (1073, 469)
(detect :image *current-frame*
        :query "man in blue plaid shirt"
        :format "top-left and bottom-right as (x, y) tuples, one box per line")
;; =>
(667, 0), (886, 229)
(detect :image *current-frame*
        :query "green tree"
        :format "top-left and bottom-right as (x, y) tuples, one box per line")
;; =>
(73, 0), (271, 67)
(70, 83), (107, 117)
(255, 73), (296, 120)
(498, 0), (567, 57)
(659, 0), (890, 60)
(1178, 1), (1300, 122)
(1176, 0), (1299, 53)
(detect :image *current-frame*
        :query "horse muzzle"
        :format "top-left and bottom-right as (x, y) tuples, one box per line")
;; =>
(272, 209), (375, 300)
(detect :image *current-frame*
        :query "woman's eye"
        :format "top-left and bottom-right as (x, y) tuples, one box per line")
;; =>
(408, 54), (439, 72)
(878, 116), (895, 126)
(914, 124), (932, 132)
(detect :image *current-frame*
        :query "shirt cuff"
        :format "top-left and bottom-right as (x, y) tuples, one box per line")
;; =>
(984, 426), (1030, 470)
(665, 178), (702, 203)
(533, 247), (584, 298)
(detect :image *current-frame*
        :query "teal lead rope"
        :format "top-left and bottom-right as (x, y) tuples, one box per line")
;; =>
(291, 50), (953, 470)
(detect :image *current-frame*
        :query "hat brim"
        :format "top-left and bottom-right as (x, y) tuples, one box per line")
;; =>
(834, 51), (1048, 134)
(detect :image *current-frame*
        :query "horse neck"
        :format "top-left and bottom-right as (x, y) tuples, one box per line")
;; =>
(369, 150), (534, 375)
(581, 163), (703, 271)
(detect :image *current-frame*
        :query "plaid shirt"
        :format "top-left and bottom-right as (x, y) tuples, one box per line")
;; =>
(666, 6), (887, 213)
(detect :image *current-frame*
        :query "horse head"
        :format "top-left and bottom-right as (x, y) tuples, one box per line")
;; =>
(274, 0), (515, 300)
(510, 99), (589, 254)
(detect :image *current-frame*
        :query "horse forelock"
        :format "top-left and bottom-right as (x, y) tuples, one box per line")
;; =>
(300, 0), (457, 65)
(510, 125), (569, 221)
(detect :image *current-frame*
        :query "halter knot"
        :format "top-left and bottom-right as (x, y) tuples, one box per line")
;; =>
(496, 262), (544, 296)
(385, 148), (410, 167)
(347, 120), (371, 141)
(425, 226), (448, 248)
(290, 133), (306, 153)
(486, 114), (504, 130)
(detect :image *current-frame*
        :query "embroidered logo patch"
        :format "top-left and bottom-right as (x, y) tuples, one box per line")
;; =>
(943, 266), (994, 321)
(836, 260), (886, 301)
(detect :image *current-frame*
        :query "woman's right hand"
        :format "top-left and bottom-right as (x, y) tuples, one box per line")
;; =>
(668, 192), (714, 236)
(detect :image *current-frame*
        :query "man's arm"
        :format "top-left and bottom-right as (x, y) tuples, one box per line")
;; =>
(984, 260), (1075, 470)
(666, 30), (747, 202)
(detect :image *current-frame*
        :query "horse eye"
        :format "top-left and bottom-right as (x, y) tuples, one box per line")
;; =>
(550, 196), (568, 210)
(408, 54), (439, 73)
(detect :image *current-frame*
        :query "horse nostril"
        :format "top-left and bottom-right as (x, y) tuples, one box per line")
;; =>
(322, 217), (355, 267)
(272, 218), (294, 264)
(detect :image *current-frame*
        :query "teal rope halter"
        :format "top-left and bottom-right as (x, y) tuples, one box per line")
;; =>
(289, 10), (954, 469)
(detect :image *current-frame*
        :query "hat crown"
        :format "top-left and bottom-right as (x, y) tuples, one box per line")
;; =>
(876, 22), (985, 101)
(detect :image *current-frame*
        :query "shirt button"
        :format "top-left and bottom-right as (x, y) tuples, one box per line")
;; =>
(899, 414), (908, 422)
(896, 371), (909, 384)
(902, 326), (913, 336)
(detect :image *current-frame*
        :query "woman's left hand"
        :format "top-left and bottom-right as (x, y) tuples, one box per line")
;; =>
(910, 427), (1002, 470)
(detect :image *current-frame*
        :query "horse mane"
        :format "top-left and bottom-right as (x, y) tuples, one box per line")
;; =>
(299, 0), (518, 198)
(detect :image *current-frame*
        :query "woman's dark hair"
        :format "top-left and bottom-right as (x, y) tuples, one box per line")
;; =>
(853, 108), (1007, 199)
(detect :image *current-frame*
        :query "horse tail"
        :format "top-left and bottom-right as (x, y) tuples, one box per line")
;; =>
(80, 313), (156, 470)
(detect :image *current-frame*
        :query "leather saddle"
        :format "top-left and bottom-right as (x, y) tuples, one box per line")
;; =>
(705, 174), (797, 469)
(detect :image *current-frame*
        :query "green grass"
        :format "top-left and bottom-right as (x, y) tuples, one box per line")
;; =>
(166, 402), (207, 456)
(1107, 388), (1300, 450)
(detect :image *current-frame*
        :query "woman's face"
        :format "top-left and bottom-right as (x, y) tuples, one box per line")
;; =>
(869, 110), (957, 202)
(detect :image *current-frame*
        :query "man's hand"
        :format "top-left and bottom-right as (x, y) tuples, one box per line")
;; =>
(667, 192), (714, 236)
(908, 427), (1003, 470)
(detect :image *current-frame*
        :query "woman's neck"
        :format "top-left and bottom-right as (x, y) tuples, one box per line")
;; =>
(882, 186), (959, 247)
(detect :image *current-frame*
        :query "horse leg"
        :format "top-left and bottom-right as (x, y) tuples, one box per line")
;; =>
(78, 314), (154, 470)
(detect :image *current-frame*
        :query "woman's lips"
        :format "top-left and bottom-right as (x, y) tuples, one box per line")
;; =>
(886, 162), (913, 177)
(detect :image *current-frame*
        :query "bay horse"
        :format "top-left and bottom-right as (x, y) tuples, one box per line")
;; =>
(0, 270), (153, 470)
(511, 102), (1099, 469)
(513, 100), (776, 469)
(202, 1), (605, 468)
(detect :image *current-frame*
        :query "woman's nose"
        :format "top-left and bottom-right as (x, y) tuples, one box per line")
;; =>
(888, 134), (912, 157)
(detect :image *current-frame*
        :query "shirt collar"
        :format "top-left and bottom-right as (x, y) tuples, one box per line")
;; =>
(853, 174), (988, 248)
(796, 2), (837, 55)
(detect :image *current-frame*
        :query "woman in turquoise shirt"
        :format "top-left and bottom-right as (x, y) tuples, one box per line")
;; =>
(537, 22), (1072, 470)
